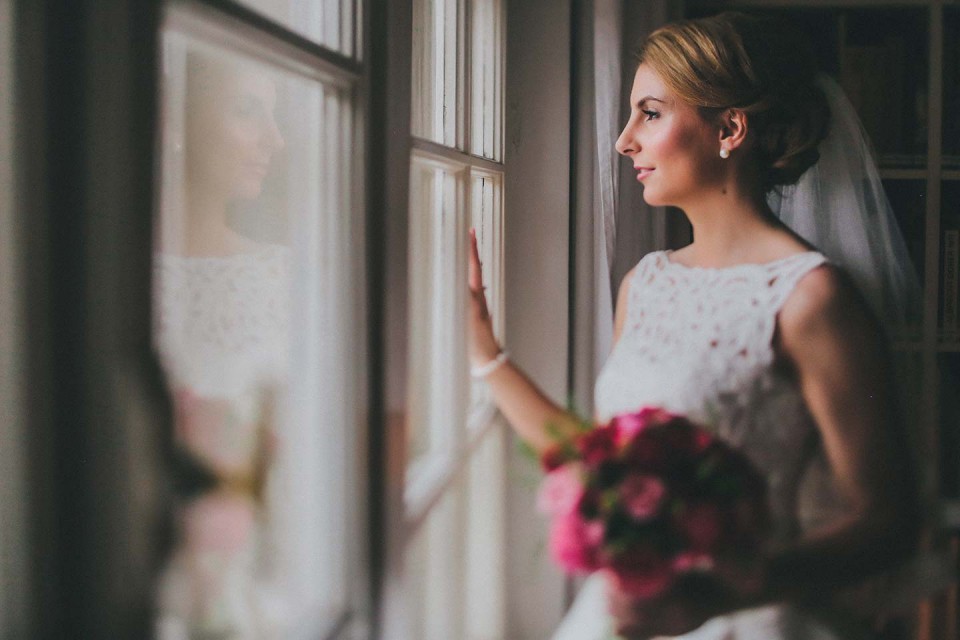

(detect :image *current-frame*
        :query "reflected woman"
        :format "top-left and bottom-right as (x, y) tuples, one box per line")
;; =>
(153, 48), (290, 640)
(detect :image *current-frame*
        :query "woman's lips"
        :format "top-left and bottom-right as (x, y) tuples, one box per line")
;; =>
(635, 167), (654, 181)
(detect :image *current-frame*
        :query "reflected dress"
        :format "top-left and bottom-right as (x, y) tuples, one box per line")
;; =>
(153, 245), (291, 640)
(552, 249), (868, 640)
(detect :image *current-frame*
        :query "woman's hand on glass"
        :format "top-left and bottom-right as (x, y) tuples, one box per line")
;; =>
(468, 228), (501, 367)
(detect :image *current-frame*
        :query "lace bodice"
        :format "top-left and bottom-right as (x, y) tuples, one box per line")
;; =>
(595, 249), (846, 543)
(153, 245), (291, 397)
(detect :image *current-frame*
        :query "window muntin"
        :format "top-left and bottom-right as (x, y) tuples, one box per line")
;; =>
(153, 16), (362, 638)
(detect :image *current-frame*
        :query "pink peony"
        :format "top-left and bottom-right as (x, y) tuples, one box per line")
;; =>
(549, 510), (605, 573)
(537, 464), (585, 517)
(619, 474), (666, 520)
(611, 407), (673, 446)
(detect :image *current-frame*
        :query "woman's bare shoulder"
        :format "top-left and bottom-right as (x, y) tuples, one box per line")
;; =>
(779, 262), (881, 352)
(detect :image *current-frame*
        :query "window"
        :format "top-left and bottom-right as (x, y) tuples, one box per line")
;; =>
(152, 2), (365, 637)
(403, 0), (507, 637)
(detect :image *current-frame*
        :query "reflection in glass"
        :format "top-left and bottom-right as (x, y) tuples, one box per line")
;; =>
(153, 31), (357, 638)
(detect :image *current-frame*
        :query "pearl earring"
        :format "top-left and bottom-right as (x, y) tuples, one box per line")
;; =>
(719, 148), (730, 159)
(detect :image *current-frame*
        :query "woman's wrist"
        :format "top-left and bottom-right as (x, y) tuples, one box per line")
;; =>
(471, 349), (509, 378)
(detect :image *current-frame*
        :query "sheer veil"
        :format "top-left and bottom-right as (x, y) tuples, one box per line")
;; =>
(767, 74), (922, 334)
(768, 74), (955, 614)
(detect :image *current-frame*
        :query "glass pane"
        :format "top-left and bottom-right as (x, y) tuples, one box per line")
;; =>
(407, 156), (468, 472)
(463, 427), (507, 638)
(412, 0), (460, 146)
(406, 428), (506, 639)
(237, 0), (359, 58)
(153, 30), (361, 638)
(468, 171), (502, 422)
(469, 0), (502, 160)
(406, 487), (460, 640)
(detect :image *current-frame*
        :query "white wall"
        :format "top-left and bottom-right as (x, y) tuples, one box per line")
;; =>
(503, 0), (571, 637)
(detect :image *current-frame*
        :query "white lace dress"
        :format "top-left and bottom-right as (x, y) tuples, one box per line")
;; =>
(552, 249), (867, 640)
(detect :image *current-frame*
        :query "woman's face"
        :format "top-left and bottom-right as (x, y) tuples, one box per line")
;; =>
(186, 64), (285, 202)
(615, 64), (722, 208)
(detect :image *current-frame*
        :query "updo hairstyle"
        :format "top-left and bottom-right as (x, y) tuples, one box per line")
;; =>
(639, 12), (831, 191)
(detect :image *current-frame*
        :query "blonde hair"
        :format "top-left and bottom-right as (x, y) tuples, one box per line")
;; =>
(639, 12), (830, 191)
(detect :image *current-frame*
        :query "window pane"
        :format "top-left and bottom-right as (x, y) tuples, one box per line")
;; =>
(469, 0), (502, 160)
(153, 30), (362, 638)
(411, 0), (461, 146)
(406, 486), (460, 640)
(237, 0), (359, 58)
(407, 155), (469, 475)
(405, 427), (506, 639)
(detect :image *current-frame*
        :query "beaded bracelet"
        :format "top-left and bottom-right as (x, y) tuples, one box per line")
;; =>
(471, 351), (509, 378)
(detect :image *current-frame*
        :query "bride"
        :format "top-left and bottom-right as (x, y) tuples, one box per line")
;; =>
(468, 11), (923, 639)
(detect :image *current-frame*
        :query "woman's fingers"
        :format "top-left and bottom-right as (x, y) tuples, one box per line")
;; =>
(469, 228), (483, 291)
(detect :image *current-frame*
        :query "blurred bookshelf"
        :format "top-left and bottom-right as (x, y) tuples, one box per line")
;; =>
(683, 2), (959, 638)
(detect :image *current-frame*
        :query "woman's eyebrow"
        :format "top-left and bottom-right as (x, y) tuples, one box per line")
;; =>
(637, 96), (666, 108)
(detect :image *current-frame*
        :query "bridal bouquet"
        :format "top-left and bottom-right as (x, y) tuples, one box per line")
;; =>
(537, 407), (770, 600)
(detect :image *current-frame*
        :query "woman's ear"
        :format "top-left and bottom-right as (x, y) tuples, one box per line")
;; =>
(718, 108), (748, 151)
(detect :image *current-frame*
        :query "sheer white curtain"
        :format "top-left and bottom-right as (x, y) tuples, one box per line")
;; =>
(588, 0), (672, 386)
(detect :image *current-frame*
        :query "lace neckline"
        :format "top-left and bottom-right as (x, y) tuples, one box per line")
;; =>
(661, 249), (823, 273)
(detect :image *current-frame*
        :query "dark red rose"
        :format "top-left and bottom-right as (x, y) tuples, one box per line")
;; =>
(676, 503), (723, 552)
(608, 545), (674, 599)
(577, 426), (618, 467)
(541, 444), (573, 472)
(621, 430), (669, 471)
(658, 418), (713, 460)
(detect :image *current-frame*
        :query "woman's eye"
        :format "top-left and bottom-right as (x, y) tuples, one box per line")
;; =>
(642, 109), (660, 121)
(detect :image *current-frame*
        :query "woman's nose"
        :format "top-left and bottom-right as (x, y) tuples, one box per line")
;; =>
(263, 118), (285, 152)
(615, 124), (635, 156)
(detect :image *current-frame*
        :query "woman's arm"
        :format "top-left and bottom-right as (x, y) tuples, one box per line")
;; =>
(468, 230), (636, 455)
(764, 263), (921, 599)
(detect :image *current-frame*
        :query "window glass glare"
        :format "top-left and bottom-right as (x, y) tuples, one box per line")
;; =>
(153, 31), (360, 638)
